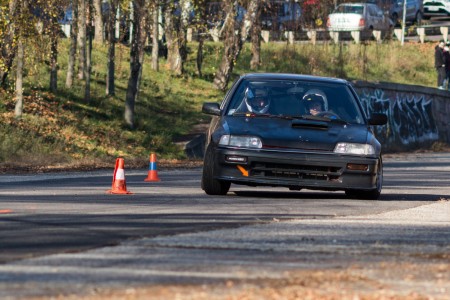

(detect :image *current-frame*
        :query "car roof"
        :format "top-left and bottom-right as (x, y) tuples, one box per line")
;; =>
(240, 73), (350, 85)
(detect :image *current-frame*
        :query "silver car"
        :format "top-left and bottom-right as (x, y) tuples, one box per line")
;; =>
(327, 3), (391, 38)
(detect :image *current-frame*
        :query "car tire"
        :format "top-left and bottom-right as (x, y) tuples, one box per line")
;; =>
(391, 13), (399, 28)
(345, 158), (383, 200)
(415, 11), (423, 25)
(201, 145), (231, 195)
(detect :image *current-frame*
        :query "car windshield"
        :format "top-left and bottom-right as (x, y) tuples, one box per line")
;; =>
(334, 5), (364, 14)
(226, 79), (365, 125)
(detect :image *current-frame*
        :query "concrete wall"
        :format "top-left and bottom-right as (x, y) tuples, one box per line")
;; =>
(186, 81), (450, 158)
(353, 81), (450, 152)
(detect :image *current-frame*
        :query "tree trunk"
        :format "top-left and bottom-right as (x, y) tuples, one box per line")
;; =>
(78, 0), (87, 80)
(164, 1), (181, 74)
(213, 0), (260, 90)
(0, 0), (19, 87)
(14, 39), (24, 118)
(250, 5), (261, 70)
(125, 0), (149, 129)
(66, 0), (79, 88)
(93, 0), (104, 42)
(151, 0), (159, 71)
(164, 0), (189, 75)
(50, 33), (58, 92)
(84, 19), (93, 102)
(195, 0), (207, 77)
(106, 0), (118, 95)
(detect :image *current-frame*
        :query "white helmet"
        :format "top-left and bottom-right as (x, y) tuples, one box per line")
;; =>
(302, 89), (328, 112)
(245, 87), (271, 114)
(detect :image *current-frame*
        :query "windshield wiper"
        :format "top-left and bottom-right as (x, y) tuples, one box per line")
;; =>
(232, 112), (292, 119)
(292, 114), (349, 124)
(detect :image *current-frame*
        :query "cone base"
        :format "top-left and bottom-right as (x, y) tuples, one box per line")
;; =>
(144, 177), (160, 182)
(144, 171), (161, 182)
(107, 190), (133, 194)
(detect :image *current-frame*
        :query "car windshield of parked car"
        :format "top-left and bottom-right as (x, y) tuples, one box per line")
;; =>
(226, 79), (365, 125)
(334, 5), (364, 14)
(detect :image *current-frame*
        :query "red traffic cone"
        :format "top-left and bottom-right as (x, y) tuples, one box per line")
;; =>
(107, 158), (133, 194)
(144, 153), (161, 182)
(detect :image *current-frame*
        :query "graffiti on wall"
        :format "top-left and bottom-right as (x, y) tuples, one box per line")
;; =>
(358, 89), (438, 146)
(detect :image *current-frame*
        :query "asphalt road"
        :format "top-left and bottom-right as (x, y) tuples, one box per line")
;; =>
(0, 152), (449, 299)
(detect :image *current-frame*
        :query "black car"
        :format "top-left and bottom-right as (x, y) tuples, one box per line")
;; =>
(201, 73), (387, 199)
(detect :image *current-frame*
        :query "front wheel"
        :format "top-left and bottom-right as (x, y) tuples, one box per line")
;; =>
(415, 11), (423, 25)
(201, 145), (231, 195)
(345, 158), (383, 200)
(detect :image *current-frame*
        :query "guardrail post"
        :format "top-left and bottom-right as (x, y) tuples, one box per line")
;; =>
(261, 30), (270, 43)
(440, 27), (449, 42)
(287, 31), (295, 44)
(209, 28), (220, 42)
(61, 24), (70, 38)
(416, 27), (425, 43)
(372, 30), (382, 43)
(307, 30), (317, 45)
(394, 28), (403, 41)
(187, 28), (193, 42)
(329, 31), (339, 43)
(351, 31), (360, 44)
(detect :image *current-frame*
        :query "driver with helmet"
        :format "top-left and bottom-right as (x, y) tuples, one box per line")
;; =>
(302, 89), (328, 116)
(242, 87), (271, 114)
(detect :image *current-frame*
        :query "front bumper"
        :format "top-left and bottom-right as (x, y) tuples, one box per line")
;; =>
(214, 147), (380, 191)
(424, 6), (450, 17)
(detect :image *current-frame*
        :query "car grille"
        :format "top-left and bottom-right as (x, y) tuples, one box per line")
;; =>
(250, 162), (343, 182)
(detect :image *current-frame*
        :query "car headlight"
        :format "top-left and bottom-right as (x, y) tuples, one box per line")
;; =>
(334, 143), (375, 155)
(219, 135), (262, 149)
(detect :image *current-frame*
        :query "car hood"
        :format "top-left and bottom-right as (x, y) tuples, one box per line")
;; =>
(221, 116), (369, 152)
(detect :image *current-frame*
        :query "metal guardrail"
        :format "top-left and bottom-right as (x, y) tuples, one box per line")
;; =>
(415, 22), (450, 43)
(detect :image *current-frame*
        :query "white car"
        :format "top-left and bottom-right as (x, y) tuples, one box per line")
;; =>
(423, 0), (450, 18)
(327, 3), (391, 37)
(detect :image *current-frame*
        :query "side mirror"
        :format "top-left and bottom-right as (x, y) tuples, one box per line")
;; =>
(368, 113), (388, 125)
(202, 102), (221, 116)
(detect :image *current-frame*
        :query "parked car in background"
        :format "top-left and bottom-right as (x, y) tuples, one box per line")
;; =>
(423, 0), (450, 18)
(377, 0), (424, 26)
(201, 73), (387, 199)
(261, 0), (302, 31)
(327, 3), (392, 38)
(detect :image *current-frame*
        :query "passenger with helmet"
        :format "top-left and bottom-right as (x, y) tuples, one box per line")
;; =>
(302, 89), (328, 116)
(240, 87), (271, 114)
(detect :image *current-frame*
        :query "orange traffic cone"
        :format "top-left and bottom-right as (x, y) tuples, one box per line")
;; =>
(144, 153), (161, 182)
(107, 158), (133, 194)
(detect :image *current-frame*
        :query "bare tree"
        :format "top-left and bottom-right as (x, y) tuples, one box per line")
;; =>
(124, 0), (150, 129)
(66, 0), (79, 88)
(84, 0), (93, 102)
(213, 0), (260, 90)
(106, 0), (118, 95)
(93, 0), (104, 42)
(78, 0), (87, 80)
(14, 38), (24, 118)
(164, 0), (190, 75)
(14, 0), (32, 118)
(0, 0), (19, 87)
(250, 3), (262, 70)
(194, 0), (207, 77)
(151, 0), (159, 71)
(49, 32), (58, 92)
